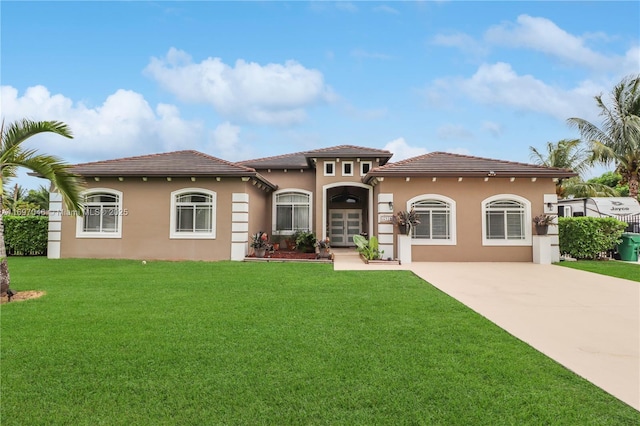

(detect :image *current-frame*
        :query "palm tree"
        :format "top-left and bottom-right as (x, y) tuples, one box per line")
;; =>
(528, 138), (617, 198)
(568, 75), (640, 198)
(0, 119), (85, 297)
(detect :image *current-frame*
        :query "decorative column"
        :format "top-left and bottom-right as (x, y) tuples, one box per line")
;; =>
(231, 193), (249, 261)
(47, 192), (63, 259)
(377, 193), (394, 259)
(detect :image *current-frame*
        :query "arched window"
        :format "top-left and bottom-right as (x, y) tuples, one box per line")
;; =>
(76, 189), (123, 238)
(482, 195), (531, 246)
(170, 189), (216, 239)
(273, 190), (312, 234)
(408, 195), (456, 245)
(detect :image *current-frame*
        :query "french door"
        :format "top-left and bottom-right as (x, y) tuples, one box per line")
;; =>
(329, 209), (362, 247)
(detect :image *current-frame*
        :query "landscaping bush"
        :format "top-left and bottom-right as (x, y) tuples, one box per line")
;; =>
(3, 215), (48, 256)
(558, 216), (627, 260)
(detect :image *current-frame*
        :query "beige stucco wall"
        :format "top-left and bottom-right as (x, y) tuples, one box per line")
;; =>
(60, 176), (270, 261)
(377, 176), (558, 262)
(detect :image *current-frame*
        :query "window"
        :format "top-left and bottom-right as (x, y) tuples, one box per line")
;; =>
(170, 189), (216, 239)
(324, 161), (335, 176)
(408, 195), (456, 245)
(342, 161), (353, 176)
(360, 161), (372, 176)
(482, 195), (531, 246)
(273, 190), (312, 234)
(76, 189), (123, 238)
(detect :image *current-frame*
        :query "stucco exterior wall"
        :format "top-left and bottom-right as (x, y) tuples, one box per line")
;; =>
(59, 177), (260, 261)
(377, 176), (557, 262)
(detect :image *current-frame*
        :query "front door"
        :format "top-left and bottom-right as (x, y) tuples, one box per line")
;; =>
(329, 209), (362, 247)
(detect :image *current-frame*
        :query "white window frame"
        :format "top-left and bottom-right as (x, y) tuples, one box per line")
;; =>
(360, 161), (372, 176)
(272, 188), (313, 235)
(481, 194), (532, 246)
(76, 188), (124, 238)
(324, 161), (335, 176)
(407, 194), (456, 246)
(342, 161), (354, 177)
(170, 188), (216, 239)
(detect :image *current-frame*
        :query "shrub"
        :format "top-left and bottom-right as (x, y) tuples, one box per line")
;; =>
(3, 215), (48, 256)
(353, 234), (384, 260)
(558, 217), (627, 260)
(293, 230), (316, 253)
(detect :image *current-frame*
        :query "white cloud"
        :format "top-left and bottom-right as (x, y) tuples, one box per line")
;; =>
(335, 2), (358, 13)
(1, 84), (202, 163)
(383, 137), (428, 162)
(436, 124), (473, 141)
(207, 122), (254, 161)
(484, 15), (620, 71)
(351, 49), (392, 60)
(482, 121), (504, 138)
(431, 32), (488, 58)
(144, 48), (335, 125)
(427, 62), (602, 122)
(373, 5), (399, 15)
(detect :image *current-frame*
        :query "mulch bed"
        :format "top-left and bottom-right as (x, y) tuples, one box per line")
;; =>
(248, 250), (319, 260)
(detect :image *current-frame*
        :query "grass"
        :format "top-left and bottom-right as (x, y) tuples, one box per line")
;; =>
(556, 259), (640, 282)
(2, 258), (638, 425)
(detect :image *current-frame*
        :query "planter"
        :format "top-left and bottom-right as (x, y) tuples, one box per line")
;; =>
(286, 239), (297, 251)
(254, 247), (267, 258)
(272, 243), (280, 251)
(535, 225), (549, 236)
(316, 247), (333, 260)
(397, 224), (411, 235)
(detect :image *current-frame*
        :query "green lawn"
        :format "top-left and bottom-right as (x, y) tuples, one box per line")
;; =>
(557, 259), (640, 282)
(2, 258), (638, 425)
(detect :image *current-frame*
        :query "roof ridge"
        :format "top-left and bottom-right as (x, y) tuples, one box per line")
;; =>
(432, 151), (575, 172)
(383, 151), (573, 173)
(74, 150), (257, 172)
(72, 150), (196, 166)
(237, 149), (310, 165)
(304, 144), (392, 155)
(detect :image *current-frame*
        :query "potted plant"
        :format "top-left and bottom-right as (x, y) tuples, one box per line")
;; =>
(393, 209), (420, 235)
(293, 230), (316, 253)
(532, 214), (555, 235)
(315, 237), (332, 259)
(250, 231), (269, 257)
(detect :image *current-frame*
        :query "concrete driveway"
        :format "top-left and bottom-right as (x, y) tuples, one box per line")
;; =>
(333, 253), (640, 410)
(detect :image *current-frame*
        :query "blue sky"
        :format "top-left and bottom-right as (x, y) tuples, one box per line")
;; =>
(2, 1), (639, 190)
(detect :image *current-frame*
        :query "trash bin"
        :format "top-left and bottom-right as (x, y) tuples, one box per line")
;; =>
(617, 233), (640, 262)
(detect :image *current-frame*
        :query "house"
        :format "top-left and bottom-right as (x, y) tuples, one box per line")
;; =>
(48, 145), (576, 262)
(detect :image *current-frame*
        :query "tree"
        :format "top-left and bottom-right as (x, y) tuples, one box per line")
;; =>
(24, 185), (50, 210)
(568, 75), (640, 198)
(0, 119), (84, 297)
(528, 139), (617, 198)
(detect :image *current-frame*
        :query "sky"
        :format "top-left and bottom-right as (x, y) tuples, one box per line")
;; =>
(2, 1), (639, 190)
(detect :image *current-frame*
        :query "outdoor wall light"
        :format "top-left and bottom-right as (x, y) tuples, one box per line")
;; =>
(388, 201), (393, 209)
(487, 171), (496, 177)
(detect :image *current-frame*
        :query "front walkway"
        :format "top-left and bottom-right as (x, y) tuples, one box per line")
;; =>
(332, 249), (640, 410)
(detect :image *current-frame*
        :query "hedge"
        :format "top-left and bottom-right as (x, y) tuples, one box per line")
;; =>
(3, 215), (48, 256)
(558, 216), (627, 260)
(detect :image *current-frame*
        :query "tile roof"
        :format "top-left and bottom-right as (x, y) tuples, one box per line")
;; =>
(239, 145), (393, 169)
(365, 152), (578, 180)
(70, 150), (277, 188)
(237, 150), (310, 169)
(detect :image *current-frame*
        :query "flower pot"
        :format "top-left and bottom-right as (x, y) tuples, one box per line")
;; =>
(254, 247), (267, 258)
(398, 224), (411, 235)
(535, 225), (549, 236)
(272, 243), (280, 251)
